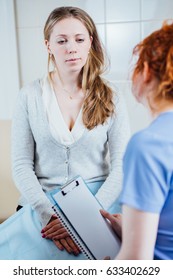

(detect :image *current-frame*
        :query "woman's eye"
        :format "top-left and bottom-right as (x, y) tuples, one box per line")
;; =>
(76, 38), (85, 43)
(57, 39), (67, 44)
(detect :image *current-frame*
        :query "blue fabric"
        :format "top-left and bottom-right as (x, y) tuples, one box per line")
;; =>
(0, 180), (120, 260)
(0, 204), (87, 260)
(119, 112), (173, 260)
(86, 180), (121, 214)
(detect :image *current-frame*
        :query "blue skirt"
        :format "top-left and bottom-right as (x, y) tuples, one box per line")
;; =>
(0, 181), (121, 260)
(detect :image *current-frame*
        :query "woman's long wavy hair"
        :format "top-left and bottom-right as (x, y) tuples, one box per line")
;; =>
(44, 6), (114, 130)
(132, 21), (173, 111)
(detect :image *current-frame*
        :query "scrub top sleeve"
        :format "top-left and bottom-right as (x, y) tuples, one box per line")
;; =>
(119, 132), (169, 213)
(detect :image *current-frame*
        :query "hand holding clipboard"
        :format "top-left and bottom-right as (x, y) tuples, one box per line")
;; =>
(51, 176), (121, 260)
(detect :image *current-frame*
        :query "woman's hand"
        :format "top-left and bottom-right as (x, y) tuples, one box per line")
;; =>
(41, 214), (80, 255)
(52, 237), (80, 255)
(42, 215), (68, 239)
(100, 209), (122, 241)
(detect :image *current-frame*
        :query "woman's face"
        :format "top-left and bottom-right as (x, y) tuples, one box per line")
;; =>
(132, 71), (145, 103)
(132, 65), (150, 106)
(46, 17), (92, 75)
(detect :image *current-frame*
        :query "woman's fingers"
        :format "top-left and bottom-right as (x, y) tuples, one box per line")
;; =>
(65, 236), (81, 255)
(42, 217), (81, 255)
(59, 238), (73, 254)
(100, 209), (122, 225)
(60, 237), (80, 255)
(42, 216), (70, 239)
(41, 217), (61, 233)
(100, 209), (116, 222)
(52, 239), (64, 251)
(42, 224), (66, 236)
(100, 209), (122, 240)
(53, 236), (80, 255)
(43, 228), (69, 239)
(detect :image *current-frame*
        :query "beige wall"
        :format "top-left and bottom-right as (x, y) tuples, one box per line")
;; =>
(0, 120), (19, 222)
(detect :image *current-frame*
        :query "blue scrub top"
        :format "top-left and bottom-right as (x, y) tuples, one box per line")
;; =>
(119, 112), (173, 260)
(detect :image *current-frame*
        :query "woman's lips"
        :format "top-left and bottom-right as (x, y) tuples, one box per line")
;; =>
(65, 58), (80, 62)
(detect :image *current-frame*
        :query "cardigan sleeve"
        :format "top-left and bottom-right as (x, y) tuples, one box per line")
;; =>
(11, 84), (55, 227)
(95, 90), (131, 210)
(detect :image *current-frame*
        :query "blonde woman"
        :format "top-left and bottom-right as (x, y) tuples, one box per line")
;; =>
(0, 7), (130, 259)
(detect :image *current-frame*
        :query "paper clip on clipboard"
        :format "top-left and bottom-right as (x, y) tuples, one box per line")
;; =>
(61, 178), (80, 196)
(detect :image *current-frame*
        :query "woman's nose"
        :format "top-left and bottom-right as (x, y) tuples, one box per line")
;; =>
(66, 41), (77, 53)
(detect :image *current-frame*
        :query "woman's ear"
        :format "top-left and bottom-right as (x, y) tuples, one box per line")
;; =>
(143, 61), (151, 83)
(89, 36), (93, 49)
(45, 40), (51, 54)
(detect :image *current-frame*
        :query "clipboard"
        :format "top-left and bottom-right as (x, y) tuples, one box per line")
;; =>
(51, 176), (121, 260)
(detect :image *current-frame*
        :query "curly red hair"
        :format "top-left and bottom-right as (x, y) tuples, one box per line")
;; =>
(132, 21), (173, 105)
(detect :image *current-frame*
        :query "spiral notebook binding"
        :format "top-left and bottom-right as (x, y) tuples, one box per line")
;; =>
(52, 205), (94, 260)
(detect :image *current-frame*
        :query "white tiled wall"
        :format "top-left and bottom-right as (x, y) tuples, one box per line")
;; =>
(141, 0), (173, 20)
(0, 0), (172, 219)
(106, 22), (140, 81)
(2, 0), (173, 133)
(0, 0), (19, 120)
(106, 0), (140, 22)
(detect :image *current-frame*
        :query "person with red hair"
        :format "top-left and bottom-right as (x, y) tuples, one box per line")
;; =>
(102, 21), (173, 260)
